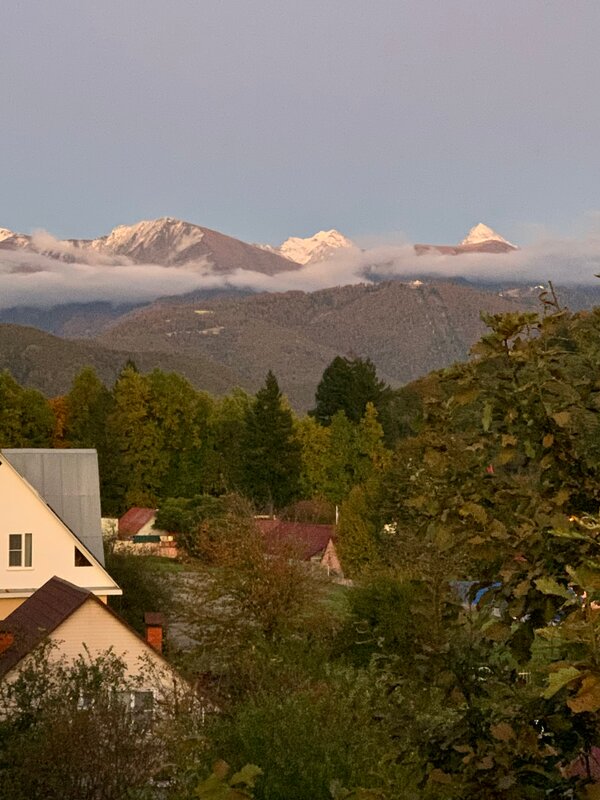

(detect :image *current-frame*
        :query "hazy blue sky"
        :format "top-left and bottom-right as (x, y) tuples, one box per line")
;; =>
(2, 1), (600, 245)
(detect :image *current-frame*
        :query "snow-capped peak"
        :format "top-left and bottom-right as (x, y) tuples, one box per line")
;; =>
(276, 229), (354, 265)
(99, 217), (202, 252)
(460, 223), (516, 248)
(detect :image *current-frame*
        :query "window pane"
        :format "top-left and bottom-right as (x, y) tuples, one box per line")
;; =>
(9, 534), (22, 567)
(24, 533), (32, 567)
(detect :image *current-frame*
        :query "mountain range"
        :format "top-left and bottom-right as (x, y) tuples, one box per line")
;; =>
(2, 216), (596, 411)
(0, 217), (300, 275)
(414, 223), (518, 255)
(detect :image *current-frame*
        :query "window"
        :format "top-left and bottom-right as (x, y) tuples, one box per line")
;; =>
(8, 533), (32, 568)
(74, 547), (92, 567)
(114, 690), (154, 716)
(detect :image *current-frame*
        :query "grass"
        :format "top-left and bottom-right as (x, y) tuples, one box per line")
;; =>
(140, 555), (186, 573)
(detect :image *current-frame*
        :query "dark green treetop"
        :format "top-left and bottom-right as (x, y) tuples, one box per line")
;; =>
(240, 370), (302, 512)
(311, 355), (391, 428)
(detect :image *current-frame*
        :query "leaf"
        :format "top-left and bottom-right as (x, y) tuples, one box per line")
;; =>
(535, 577), (573, 600)
(477, 755), (494, 770)
(567, 565), (600, 591)
(490, 722), (514, 742)
(501, 434), (517, 447)
(459, 502), (488, 525)
(524, 440), (536, 458)
(567, 674), (600, 713)
(482, 402), (493, 432)
(230, 765), (262, 788)
(498, 448), (515, 465)
(552, 410), (571, 427)
(585, 783), (600, 800)
(543, 433), (554, 448)
(454, 388), (480, 406)
(428, 769), (453, 785)
(553, 488), (571, 507)
(543, 666), (580, 699)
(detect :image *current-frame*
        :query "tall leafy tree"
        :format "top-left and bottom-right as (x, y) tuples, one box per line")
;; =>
(0, 371), (54, 447)
(145, 369), (207, 498)
(105, 366), (164, 510)
(240, 371), (302, 511)
(64, 366), (113, 450)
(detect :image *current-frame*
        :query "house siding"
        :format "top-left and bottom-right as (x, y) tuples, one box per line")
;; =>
(0, 458), (120, 616)
(46, 599), (181, 696)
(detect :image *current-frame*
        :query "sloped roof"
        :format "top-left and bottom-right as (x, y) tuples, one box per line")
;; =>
(118, 507), (157, 537)
(255, 519), (336, 560)
(3, 449), (105, 565)
(0, 577), (90, 678)
(0, 577), (180, 683)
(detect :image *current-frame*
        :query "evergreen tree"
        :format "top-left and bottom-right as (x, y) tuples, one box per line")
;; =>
(311, 355), (390, 427)
(240, 371), (301, 511)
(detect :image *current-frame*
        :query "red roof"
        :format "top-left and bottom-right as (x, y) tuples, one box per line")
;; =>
(118, 507), (156, 538)
(255, 519), (336, 561)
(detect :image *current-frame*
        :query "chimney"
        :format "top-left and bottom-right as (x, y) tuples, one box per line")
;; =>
(0, 631), (14, 655)
(144, 612), (165, 654)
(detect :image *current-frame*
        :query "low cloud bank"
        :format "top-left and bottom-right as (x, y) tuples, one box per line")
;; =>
(2, 227), (600, 310)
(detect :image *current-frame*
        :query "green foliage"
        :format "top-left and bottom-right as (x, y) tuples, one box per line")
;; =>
(204, 668), (396, 800)
(104, 549), (174, 634)
(311, 355), (390, 426)
(0, 369), (54, 447)
(337, 481), (382, 575)
(191, 761), (261, 799)
(240, 371), (302, 511)
(0, 645), (188, 800)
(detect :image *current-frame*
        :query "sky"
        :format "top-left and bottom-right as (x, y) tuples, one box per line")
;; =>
(2, 1), (600, 249)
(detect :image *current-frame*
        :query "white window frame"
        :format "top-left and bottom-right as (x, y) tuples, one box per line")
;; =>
(8, 533), (33, 568)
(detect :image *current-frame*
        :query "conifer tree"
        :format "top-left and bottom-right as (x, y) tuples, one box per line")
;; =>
(240, 371), (301, 511)
(311, 355), (390, 426)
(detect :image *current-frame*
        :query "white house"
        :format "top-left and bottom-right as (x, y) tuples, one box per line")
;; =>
(0, 450), (121, 619)
(0, 576), (187, 707)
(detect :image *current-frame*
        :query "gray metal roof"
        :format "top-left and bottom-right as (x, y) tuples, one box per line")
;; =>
(2, 449), (105, 565)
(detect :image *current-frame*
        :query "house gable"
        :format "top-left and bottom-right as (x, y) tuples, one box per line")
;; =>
(0, 577), (185, 699)
(3, 449), (106, 565)
(0, 456), (120, 616)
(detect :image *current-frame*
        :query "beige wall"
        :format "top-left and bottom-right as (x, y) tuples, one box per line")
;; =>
(0, 459), (120, 602)
(321, 539), (343, 576)
(0, 597), (25, 619)
(47, 599), (182, 698)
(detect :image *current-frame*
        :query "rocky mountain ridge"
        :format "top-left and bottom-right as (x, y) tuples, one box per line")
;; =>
(0, 217), (301, 276)
(415, 223), (518, 255)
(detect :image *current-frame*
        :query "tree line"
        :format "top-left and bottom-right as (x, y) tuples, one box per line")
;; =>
(0, 354), (419, 516)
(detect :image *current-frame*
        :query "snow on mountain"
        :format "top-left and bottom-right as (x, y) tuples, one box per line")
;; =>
(415, 223), (518, 255)
(89, 217), (206, 263)
(0, 217), (301, 276)
(460, 223), (517, 249)
(274, 229), (355, 265)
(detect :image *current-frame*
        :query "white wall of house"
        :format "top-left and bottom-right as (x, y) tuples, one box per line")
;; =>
(47, 599), (182, 697)
(135, 517), (158, 537)
(0, 458), (120, 618)
(3, 598), (187, 704)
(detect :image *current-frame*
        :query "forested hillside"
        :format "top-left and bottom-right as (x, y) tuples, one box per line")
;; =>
(1, 279), (537, 411)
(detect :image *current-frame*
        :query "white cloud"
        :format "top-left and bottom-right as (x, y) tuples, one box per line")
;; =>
(2, 222), (600, 310)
